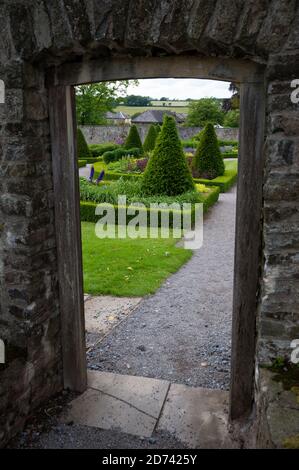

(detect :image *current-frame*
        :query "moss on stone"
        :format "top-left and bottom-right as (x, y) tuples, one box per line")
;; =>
(268, 360), (299, 391)
(283, 434), (299, 449)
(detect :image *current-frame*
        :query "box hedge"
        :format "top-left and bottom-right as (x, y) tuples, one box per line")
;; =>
(103, 147), (142, 164)
(124, 125), (143, 150)
(192, 123), (225, 179)
(89, 143), (119, 158)
(77, 128), (91, 159)
(142, 115), (194, 196)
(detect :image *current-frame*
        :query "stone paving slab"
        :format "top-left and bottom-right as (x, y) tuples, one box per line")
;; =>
(84, 295), (141, 348)
(87, 370), (169, 419)
(157, 383), (234, 448)
(61, 371), (235, 447)
(61, 388), (157, 438)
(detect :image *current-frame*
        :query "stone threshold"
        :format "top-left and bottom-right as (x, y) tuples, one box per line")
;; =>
(61, 370), (237, 448)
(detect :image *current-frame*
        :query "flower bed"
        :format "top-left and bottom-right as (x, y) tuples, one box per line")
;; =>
(93, 159), (237, 193)
(79, 177), (220, 227)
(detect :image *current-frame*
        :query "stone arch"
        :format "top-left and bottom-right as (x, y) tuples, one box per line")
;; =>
(0, 0), (298, 447)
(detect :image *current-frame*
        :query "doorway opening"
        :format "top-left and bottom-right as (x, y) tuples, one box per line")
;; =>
(48, 56), (265, 445)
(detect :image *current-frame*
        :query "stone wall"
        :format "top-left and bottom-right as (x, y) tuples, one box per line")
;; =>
(257, 73), (299, 364)
(0, 0), (298, 447)
(80, 125), (239, 145)
(0, 63), (62, 446)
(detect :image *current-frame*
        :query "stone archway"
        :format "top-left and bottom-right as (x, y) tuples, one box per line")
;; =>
(1, 1), (298, 447)
(47, 55), (266, 422)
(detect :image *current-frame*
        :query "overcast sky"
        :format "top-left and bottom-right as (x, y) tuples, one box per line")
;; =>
(125, 78), (232, 100)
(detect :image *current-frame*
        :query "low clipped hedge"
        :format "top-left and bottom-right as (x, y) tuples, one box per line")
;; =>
(102, 170), (236, 192)
(89, 143), (120, 158)
(80, 186), (220, 227)
(222, 152), (238, 159)
(193, 172), (237, 192)
(78, 160), (87, 168)
(218, 139), (238, 147)
(103, 147), (142, 164)
(84, 157), (103, 164)
(202, 186), (220, 212)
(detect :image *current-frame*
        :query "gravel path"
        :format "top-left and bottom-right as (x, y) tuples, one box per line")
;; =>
(88, 187), (236, 390)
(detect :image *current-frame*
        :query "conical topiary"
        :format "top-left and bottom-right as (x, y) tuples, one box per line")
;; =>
(77, 128), (91, 159)
(141, 115), (195, 196)
(143, 124), (158, 153)
(124, 125), (143, 150)
(192, 123), (224, 179)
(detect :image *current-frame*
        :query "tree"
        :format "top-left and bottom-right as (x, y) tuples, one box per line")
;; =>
(123, 95), (152, 106)
(229, 82), (240, 110)
(192, 123), (224, 179)
(124, 125), (143, 149)
(143, 124), (158, 153)
(77, 128), (91, 159)
(223, 109), (240, 128)
(76, 81), (135, 125)
(141, 115), (195, 196)
(186, 98), (224, 127)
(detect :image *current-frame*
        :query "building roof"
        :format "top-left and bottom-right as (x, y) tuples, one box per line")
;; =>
(105, 111), (129, 120)
(132, 109), (185, 124)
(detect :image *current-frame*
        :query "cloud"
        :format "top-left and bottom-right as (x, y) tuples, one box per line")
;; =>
(125, 78), (232, 100)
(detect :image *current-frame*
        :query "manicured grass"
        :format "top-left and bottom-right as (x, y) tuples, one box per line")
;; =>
(115, 105), (190, 116)
(81, 222), (192, 296)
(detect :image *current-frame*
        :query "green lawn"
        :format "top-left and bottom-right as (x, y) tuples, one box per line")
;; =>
(115, 105), (189, 116)
(82, 222), (192, 297)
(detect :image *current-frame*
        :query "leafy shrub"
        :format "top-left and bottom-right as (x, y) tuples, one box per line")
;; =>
(78, 160), (87, 168)
(108, 156), (148, 174)
(77, 128), (91, 159)
(142, 115), (195, 196)
(143, 124), (158, 152)
(103, 147), (142, 164)
(192, 122), (225, 179)
(223, 109), (240, 128)
(181, 139), (197, 148)
(89, 143), (119, 158)
(124, 125), (143, 150)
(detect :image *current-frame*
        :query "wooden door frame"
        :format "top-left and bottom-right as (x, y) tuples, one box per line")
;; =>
(48, 56), (266, 420)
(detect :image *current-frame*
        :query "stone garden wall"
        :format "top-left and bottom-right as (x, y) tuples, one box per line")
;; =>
(80, 125), (239, 144)
(0, 0), (298, 447)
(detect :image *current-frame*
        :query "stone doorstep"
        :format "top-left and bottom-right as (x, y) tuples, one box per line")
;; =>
(61, 370), (235, 448)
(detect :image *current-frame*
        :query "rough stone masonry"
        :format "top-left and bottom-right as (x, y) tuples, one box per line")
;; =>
(0, 0), (298, 447)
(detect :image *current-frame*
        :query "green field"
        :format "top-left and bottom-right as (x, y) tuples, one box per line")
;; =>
(151, 100), (189, 107)
(115, 105), (189, 116)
